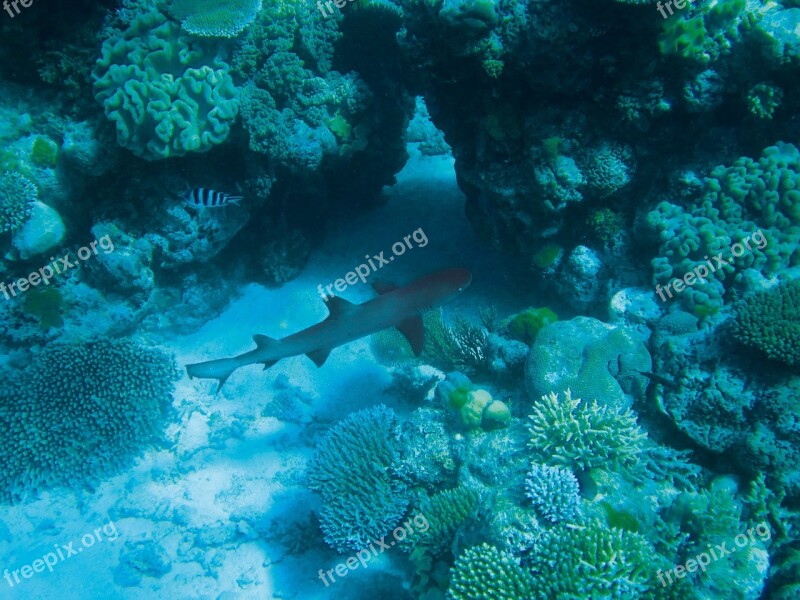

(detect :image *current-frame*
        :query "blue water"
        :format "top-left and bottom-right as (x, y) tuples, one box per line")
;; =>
(0, 1), (798, 598)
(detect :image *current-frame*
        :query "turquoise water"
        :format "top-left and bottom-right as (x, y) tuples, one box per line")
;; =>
(0, 1), (798, 598)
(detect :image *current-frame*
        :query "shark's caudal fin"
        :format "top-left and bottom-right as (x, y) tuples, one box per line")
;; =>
(186, 357), (240, 394)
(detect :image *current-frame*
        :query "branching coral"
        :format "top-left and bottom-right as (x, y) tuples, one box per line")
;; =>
(525, 463), (580, 524)
(0, 339), (177, 504)
(423, 309), (489, 374)
(529, 520), (657, 597)
(307, 405), (409, 552)
(448, 543), (536, 600)
(404, 486), (479, 556)
(0, 171), (36, 233)
(528, 390), (646, 473)
(733, 279), (800, 366)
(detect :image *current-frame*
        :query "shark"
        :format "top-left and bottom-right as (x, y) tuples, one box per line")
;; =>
(185, 267), (473, 392)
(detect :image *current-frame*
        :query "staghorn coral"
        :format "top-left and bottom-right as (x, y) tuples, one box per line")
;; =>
(0, 171), (36, 233)
(528, 390), (646, 473)
(733, 279), (800, 366)
(0, 339), (177, 504)
(525, 463), (580, 524)
(166, 0), (263, 38)
(307, 405), (409, 552)
(529, 520), (658, 597)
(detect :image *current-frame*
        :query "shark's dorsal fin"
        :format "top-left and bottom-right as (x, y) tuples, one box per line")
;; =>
(306, 348), (331, 367)
(396, 316), (425, 355)
(253, 334), (280, 349)
(372, 281), (397, 295)
(325, 296), (357, 320)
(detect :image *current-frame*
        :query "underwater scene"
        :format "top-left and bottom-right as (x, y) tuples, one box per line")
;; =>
(0, 0), (799, 598)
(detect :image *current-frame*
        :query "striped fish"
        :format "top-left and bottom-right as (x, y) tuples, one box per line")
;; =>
(184, 188), (243, 208)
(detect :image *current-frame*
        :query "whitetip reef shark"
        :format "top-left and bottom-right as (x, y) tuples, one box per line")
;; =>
(185, 267), (473, 392)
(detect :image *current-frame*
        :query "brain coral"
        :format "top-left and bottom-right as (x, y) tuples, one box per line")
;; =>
(0, 171), (36, 233)
(0, 339), (177, 504)
(528, 390), (646, 473)
(166, 0), (263, 38)
(93, 8), (240, 160)
(307, 405), (409, 552)
(733, 279), (800, 366)
(525, 316), (651, 408)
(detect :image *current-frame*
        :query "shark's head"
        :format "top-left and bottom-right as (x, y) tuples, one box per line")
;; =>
(412, 267), (472, 309)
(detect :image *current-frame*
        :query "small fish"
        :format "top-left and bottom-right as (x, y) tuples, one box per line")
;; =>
(184, 188), (243, 208)
(638, 370), (681, 391)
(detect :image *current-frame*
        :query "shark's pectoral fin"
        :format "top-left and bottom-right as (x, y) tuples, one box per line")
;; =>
(372, 281), (397, 295)
(306, 348), (331, 368)
(397, 316), (425, 355)
(325, 296), (358, 320)
(262, 360), (278, 371)
(253, 334), (280, 350)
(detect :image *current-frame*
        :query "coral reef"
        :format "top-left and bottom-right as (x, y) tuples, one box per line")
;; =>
(733, 278), (800, 366)
(306, 405), (409, 552)
(525, 316), (650, 408)
(0, 339), (177, 503)
(528, 390), (646, 474)
(524, 463), (580, 524)
(93, 8), (240, 160)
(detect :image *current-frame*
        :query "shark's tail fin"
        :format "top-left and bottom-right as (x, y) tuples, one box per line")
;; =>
(186, 357), (240, 394)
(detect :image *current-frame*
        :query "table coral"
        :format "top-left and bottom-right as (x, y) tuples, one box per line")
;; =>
(733, 278), (800, 366)
(166, 0), (263, 38)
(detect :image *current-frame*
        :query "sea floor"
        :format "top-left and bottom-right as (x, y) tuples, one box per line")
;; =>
(0, 152), (539, 599)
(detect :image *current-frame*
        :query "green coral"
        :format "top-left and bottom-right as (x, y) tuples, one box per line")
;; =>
(93, 8), (240, 160)
(0, 171), (36, 234)
(307, 405), (409, 552)
(528, 390), (646, 473)
(647, 142), (800, 314)
(406, 486), (479, 556)
(733, 279), (800, 366)
(532, 243), (563, 269)
(747, 82), (783, 120)
(30, 136), (59, 168)
(659, 15), (709, 63)
(22, 287), (64, 330)
(529, 520), (657, 597)
(0, 339), (177, 504)
(166, 0), (263, 38)
(447, 544), (536, 600)
(504, 306), (558, 345)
